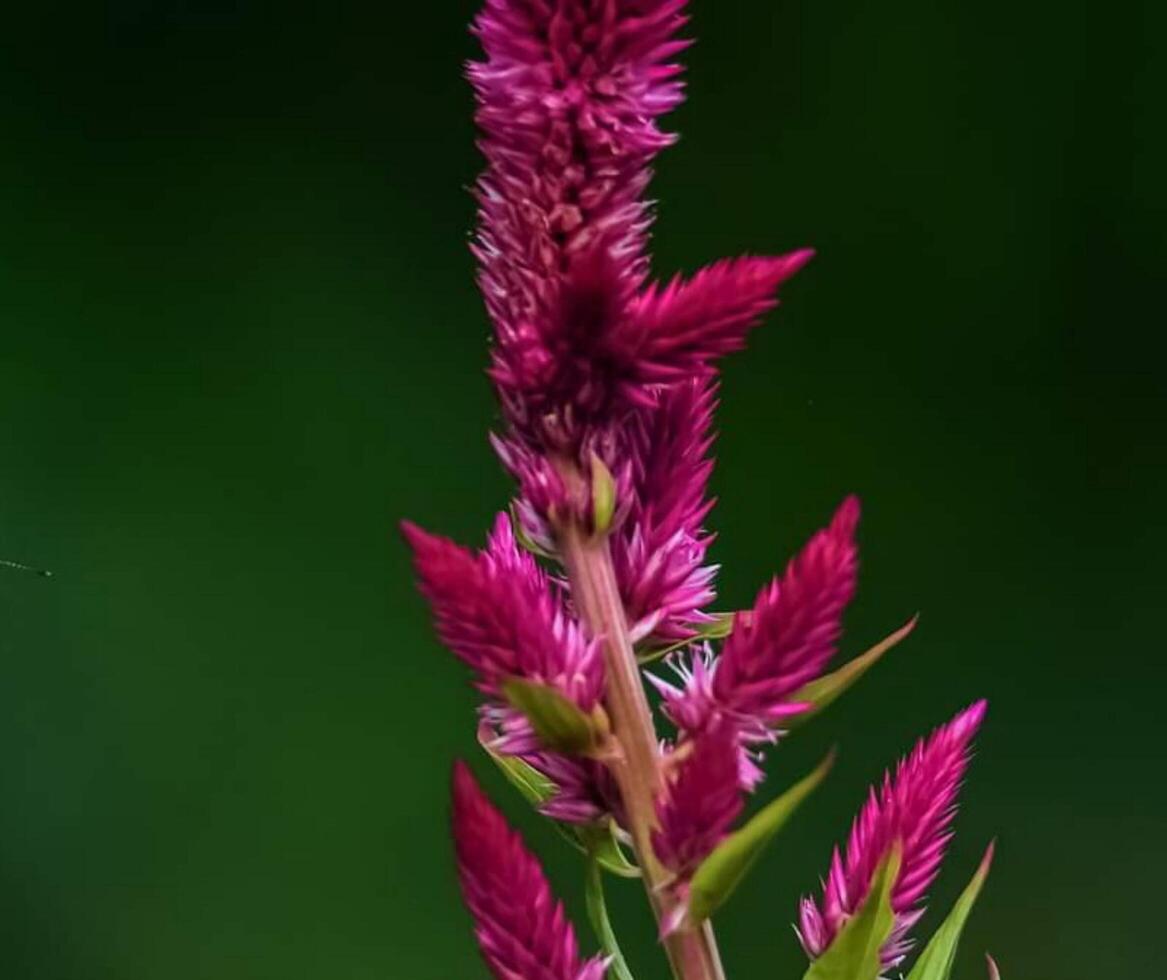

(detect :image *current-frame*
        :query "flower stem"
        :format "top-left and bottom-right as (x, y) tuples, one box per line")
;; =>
(559, 516), (727, 980)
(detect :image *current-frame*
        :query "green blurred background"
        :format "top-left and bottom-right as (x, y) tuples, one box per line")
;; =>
(1, 1), (1163, 977)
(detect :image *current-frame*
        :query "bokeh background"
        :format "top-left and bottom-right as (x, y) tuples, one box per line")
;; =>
(1, 1), (1163, 977)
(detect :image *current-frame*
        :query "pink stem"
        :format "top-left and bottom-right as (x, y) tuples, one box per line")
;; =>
(558, 516), (727, 980)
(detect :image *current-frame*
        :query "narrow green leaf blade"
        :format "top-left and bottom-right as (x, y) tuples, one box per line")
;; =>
(509, 504), (556, 559)
(688, 750), (835, 923)
(585, 853), (636, 980)
(802, 846), (901, 980)
(478, 728), (640, 877)
(502, 679), (608, 755)
(590, 453), (618, 535)
(577, 820), (641, 879)
(787, 617), (917, 729)
(905, 842), (995, 980)
(477, 723), (558, 807)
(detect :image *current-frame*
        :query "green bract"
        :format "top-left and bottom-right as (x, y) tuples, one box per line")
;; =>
(802, 848), (901, 980)
(502, 678), (609, 755)
(688, 751), (835, 923)
(905, 843), (995, 980)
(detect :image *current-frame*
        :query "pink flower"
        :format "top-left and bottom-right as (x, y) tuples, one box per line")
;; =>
(402, 513), (603, 711)
(610, 378), (720, 643)
(713, 496), (860, 725)
(621, 252), (814, 385)
(470, 1), (810, 526)
(469, 0), (687, 445)
(652, 724), (744, 876)
(658, 497), (861, 740)
(797, 701), (988, 967)
(452, 761), (607, 980)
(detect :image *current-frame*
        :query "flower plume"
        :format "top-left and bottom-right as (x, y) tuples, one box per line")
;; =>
(471, 0), (810, 523)
(402, 513), (603, 710)
(470, 0), (690, 443)
(797, 700), (988, 966)
(452, 761), (606, 980)
(611, 377), (720, 643)
(712, 496), (860, 726)
(402, 4), (1001, 976)
(654, 496), (860, 778)
(652, 724), (744, 877)
(624, 251), (815, 385)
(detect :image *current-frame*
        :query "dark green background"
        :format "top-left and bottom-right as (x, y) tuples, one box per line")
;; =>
(1, 1), (1163, 977)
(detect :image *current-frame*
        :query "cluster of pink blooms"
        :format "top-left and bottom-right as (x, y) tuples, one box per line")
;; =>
(403, 3), (990, 978)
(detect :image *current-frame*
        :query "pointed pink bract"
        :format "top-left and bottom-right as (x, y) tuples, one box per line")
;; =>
(623, 251), (815, 384)
(452, 761), (606, 980)
(797, 701), (988, 966)
(711, 496), (861, 726)
(403, 513), (603, 710)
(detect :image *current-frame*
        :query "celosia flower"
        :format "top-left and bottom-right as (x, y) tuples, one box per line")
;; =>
(610, 378), (720, 644)
(712, 496), (860, 724)
(652, 723), (744, 877)
(470, 0), (810, 531)
(622, 252), (814, 386)
(402, 512), (603, 710)
(451, 761), (607, 980)
(658, 496), (861, 739)
(469, 0), (686, 445)
(797, 700), (988, 966)
(409, 3), (1001, 976)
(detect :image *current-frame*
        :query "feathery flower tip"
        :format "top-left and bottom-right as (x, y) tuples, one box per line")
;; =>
(470, 0), (695, 443)
(722, 495), (860, 695)
(451, 762), (606, 980)
(469, 0), (809, 483)
(798, 701), (988, 966)
(622, 250), (815, 385)
(665, 495), (860, 737)
(403, 517), (603, 710)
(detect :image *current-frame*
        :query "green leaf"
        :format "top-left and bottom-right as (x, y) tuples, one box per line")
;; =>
(509, 504), (556, 559)
(585, 852), (637, 980)
(787, 617), (917, 728)
(477, 724), (558, 807)
(637, 612), (736, 664)
(590, 453), (618, 535)
(688, 750), (835, 923)
(478, 728), (640, 878)
(556, 821), (640, 878)
(905, 842), (995, 980)
(802, 846), (901, 980)
(578, 821), (642, 879)
(502, 679), (609, 755)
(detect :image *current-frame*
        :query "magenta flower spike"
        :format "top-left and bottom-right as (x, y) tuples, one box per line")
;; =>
(653, 724), (745, 878)
(402, 513), (603, 711)
(797, 701), (988, 967)
(611, 377), (720, 644)
(654, 497), (860, 786)
(623, 253), (815, 385)
(470, 0), (810, 532)
(452, 762), (607, 980)
(405, 5), (999, 978)
(712, 496), (861, 728)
